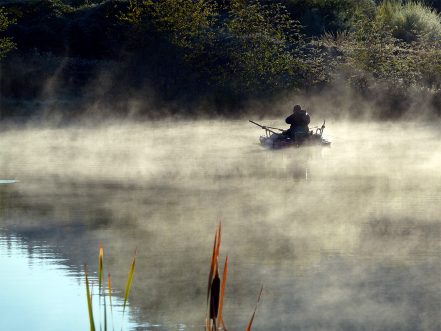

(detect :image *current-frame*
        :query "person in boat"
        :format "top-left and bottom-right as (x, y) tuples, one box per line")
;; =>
(284, 104), (310, 140)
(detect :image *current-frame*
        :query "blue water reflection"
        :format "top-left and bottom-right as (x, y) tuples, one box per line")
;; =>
(0, 233), (141, 331)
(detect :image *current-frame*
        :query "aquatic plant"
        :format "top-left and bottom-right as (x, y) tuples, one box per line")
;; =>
(206, 224), (263, 331)
(245, 286), (263, 331)
(98, 242), (104, 293)
(84, 244), (137, 331)
(123, 251), (137, 314)
(206, 224), (228, 330)
(84, 265), (96, 331)
(85, 226), (261, 331)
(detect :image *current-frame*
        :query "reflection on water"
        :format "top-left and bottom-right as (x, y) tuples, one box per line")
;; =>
(0, 180), (17, 184)
(0, 121), (440, 330)
(0, 232), (142, 331)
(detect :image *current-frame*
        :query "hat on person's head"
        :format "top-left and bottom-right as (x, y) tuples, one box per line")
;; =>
(293, 104), (302, 112)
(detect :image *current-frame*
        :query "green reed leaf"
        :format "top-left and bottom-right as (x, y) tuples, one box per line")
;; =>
(104, 288), (107, 331)
(84, 265), (96, 331)
(123, 250), (137, 313)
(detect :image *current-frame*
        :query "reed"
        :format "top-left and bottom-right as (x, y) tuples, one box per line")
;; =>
(84, 245), (137, 331)
(85, 226), (261, 331)
(217, 256), (228, 329)
(108, 272), (114, 317)
(103, 288), (108, 331)
(206, 225), (262, 331)
(123, 250), (137, 314)
(84, 265), (96, 331)
(206, 224), (224, 331)
(245, 286), (263, 331)
(98, 242), (104, 293)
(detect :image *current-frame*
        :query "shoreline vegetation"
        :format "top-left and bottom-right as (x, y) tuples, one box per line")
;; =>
(1, 0), (441, 119)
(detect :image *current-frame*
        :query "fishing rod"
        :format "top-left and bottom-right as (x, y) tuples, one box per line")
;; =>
(265, 126), (284, 132)
(249, 120), (282, 136)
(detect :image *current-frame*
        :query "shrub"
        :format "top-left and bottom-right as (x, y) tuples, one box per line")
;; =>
(324, 17), (415, 85)
(322, 5), (441, 100)
(376, 0), (441, 42)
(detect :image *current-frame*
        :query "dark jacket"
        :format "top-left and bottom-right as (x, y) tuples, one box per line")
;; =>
(285, 110), (310, 127)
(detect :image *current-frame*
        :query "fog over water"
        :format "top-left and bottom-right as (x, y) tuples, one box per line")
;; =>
(0, 120), (440, 330)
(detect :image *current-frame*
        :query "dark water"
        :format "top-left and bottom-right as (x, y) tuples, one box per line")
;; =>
(0, 121), (440, 330)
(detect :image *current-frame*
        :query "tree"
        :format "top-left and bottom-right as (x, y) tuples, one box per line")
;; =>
(0, 7), (16, 59)
(120, 0), (218, 54)
(121, 0), (329, 99)
(219, 0), (323, 95)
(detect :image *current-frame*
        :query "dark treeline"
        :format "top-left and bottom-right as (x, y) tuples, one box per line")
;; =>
(1, 0), (441, 119)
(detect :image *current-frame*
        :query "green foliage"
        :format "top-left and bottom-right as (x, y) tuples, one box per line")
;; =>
(4, 0), (441, 116)
(45, 0), (75, 15)
(281, 0), (376, 35)
(323, 6), (441, 95)
(120, 0), (217, 47)
(122, 0), (329, 98)
(348, 18), (417, 86)
(376, 1), (441, 42)
(143, 0), (217, 52)
(222, 0), (300, 90)
(0, 7), (16, 59)
(409, 41), (441, 90)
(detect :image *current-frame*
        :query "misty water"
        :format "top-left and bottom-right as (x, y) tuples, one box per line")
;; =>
(0, 120), (440, 330)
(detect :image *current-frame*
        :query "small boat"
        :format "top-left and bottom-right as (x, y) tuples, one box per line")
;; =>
(249, 120), (331, 149)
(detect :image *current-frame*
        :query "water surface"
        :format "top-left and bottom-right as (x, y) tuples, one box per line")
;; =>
(0, 120), (440, 330)
(0, 232), (141, 331)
